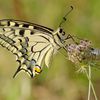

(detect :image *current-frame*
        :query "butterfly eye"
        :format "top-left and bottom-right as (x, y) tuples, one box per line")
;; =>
(59, 28), (63, 33)
(59, 28), (66, 36)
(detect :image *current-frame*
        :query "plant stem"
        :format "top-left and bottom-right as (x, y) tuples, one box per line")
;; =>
(85, 66), (98, 100)
(88, 65), (91, 100)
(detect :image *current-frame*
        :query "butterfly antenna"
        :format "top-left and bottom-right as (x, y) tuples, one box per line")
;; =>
(59, 6), (73, 27)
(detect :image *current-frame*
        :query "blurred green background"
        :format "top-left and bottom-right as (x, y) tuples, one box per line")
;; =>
(0, 0), (100, 100)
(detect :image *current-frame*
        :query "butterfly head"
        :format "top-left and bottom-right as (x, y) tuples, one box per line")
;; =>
(57, 28), (68, 42)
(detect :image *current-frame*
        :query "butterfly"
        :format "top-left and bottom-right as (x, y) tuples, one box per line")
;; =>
(0, 6), (75, 78)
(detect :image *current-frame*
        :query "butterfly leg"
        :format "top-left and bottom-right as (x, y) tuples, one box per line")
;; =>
(66, 34), (78, 44)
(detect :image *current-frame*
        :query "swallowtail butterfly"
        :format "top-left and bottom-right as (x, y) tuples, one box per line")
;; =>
(0, 6), (75, 78)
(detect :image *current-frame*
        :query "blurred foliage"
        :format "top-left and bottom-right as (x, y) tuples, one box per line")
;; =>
(0, 0), (100, 100)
